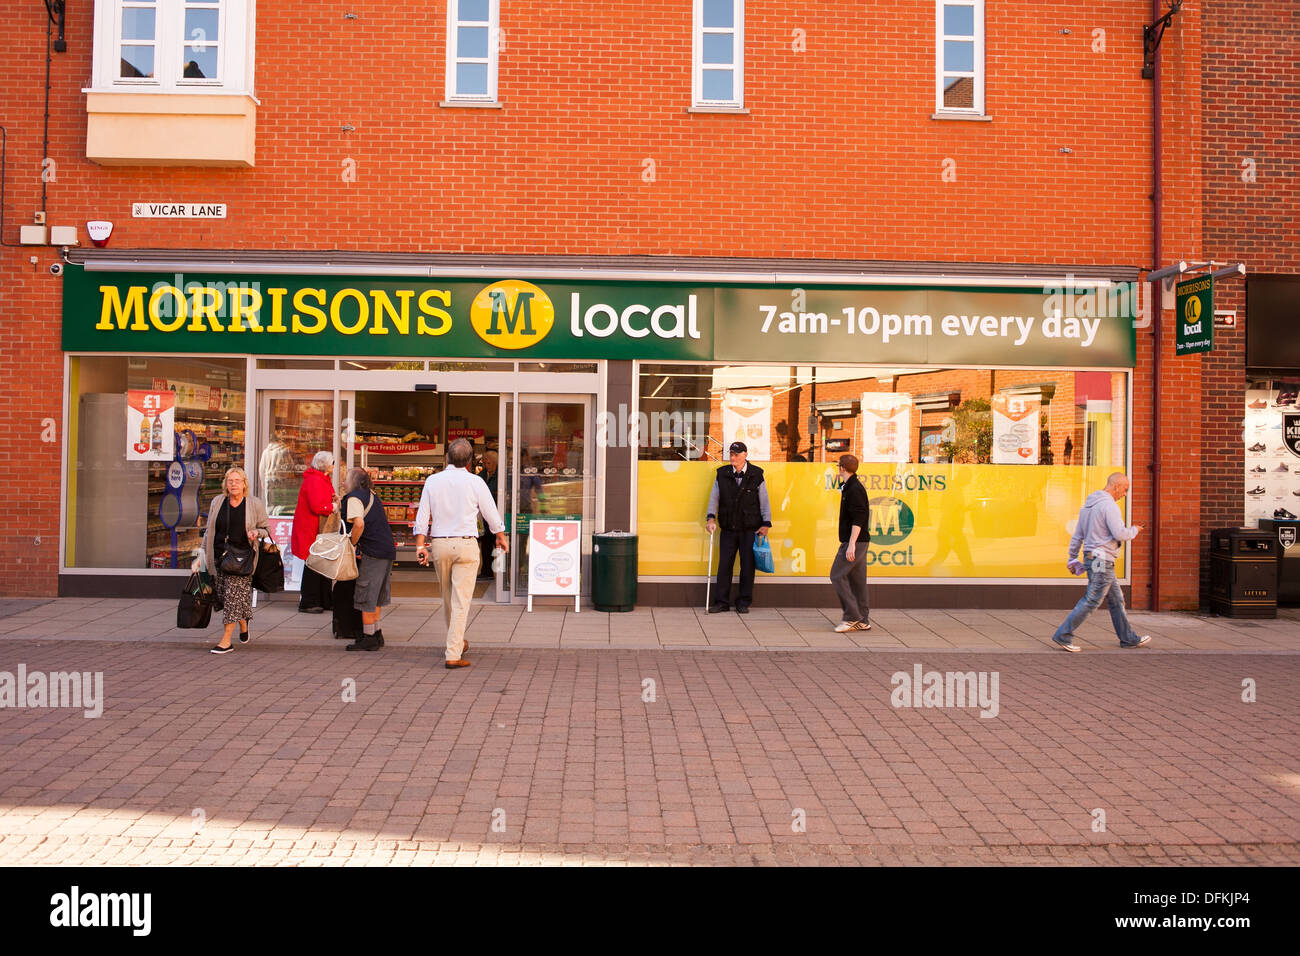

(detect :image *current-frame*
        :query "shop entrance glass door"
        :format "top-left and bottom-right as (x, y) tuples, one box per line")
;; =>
(256, 390), (338, 592)
(509, 395), (594, 600)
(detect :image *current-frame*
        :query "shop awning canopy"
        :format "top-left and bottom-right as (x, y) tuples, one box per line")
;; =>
(68, 249), (1142, 288)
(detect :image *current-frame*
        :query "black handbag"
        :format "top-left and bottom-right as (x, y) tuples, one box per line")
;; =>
(177, 572), (214, 629)
(219, 540), (256, 576)
(252, 539), (285, 593)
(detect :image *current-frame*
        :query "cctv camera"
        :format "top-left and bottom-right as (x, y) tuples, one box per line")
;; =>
(49, 262), (64, 276)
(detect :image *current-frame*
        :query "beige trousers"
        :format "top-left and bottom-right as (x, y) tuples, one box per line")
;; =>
(431, 538), (480, 661)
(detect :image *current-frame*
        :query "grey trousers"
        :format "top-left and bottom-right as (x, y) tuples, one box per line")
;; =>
(829, 542), (870, 623)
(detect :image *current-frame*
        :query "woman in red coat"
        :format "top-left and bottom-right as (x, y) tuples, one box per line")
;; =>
(292, 450), (338, 613)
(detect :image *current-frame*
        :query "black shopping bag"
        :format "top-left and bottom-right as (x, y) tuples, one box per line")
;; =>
(332, 577), (362, 641)
(177, 572), (215, 629)
(253, 540), (285, 593)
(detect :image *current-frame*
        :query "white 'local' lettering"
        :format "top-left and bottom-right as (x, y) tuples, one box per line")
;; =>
(569, 293), (700, 340)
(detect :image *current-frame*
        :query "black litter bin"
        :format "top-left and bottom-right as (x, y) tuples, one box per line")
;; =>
(592, 532), (637, 612)
(1209, 528), (1277, 618)
(1257, 518), (1300, 604)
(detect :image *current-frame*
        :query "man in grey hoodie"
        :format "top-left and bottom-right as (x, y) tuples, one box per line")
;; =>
(1052, 472), (1151, 652)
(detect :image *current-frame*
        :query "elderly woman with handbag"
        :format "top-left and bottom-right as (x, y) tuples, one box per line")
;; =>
(199, 466), (270, 655)
(291, 450), (338, 614)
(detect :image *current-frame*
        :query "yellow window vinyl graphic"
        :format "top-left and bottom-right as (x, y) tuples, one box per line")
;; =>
(637, 462), (1127, 578)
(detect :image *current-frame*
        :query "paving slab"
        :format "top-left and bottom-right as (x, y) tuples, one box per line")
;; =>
(0, 639), (1295, 865)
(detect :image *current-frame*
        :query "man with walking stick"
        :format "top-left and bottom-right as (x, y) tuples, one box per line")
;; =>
(704, 441), (772, 614)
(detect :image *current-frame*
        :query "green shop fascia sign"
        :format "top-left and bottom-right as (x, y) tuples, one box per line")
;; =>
(62, 264), (1137, 367)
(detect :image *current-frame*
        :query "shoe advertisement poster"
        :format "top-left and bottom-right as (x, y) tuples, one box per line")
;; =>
(991, 395), (1041, 464)
(1243, 385), (1300, 527)
(860, 393), (911, 463)
(721, 390), (772, 460)
(528, 519), (581, 596)
(125, 390), (175, 461)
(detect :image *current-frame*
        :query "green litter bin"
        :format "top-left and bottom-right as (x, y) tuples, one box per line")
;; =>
(592, 531), (637, 612)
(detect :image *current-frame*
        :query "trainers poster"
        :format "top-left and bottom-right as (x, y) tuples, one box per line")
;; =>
(126, 390), (175, 461)
(1243, 388), (1275, 527)
(991, 394), (1041, 464)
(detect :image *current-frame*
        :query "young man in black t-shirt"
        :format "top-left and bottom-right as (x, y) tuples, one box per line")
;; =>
(830, 454), (872, 632)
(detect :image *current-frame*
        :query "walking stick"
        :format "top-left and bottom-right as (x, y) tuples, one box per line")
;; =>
(705, 527), (714, 610)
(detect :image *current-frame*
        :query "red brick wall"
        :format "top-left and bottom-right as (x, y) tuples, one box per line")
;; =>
(0, 265), (65, 595)
(0, 2), (1159, 258)
(0, 2), (1191, 596)
(1137, 0), (1205, 611)
(1198, 1), (1300, 604)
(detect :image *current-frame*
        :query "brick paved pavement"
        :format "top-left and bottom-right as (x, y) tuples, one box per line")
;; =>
(0, 635), (1296, 865)
(3, 596), (1299, 652)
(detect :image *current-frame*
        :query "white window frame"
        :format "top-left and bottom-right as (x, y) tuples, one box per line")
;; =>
(89, 0), (255, 94)
(935, 0), (984, 116)
(444, 0), (500, 104)
(692, 0), (744, 109)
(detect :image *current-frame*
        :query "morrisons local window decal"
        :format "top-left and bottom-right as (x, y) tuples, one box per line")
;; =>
(63, 265), (1136, 367)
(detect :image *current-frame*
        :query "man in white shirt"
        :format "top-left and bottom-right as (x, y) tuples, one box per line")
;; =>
(414, 438), (509, 669)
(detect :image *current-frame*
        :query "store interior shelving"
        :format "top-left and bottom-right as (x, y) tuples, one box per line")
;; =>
(146, 411), (245, 568)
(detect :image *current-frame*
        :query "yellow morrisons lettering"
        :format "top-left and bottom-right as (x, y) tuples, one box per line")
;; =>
(97, 286), (148, 331)
(149, 286), (187, 332)
(94, 285), (456, 337)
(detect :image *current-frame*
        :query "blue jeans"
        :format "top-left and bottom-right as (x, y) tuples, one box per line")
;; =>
(1053, 556), (1139, 646)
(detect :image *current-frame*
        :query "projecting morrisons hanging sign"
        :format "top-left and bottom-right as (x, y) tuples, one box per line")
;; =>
(61, 265), (1137, 366)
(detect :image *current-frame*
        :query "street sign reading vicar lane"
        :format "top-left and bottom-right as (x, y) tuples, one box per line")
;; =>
(131, 203), (227, 219)
(1175, 275), (1214, 356)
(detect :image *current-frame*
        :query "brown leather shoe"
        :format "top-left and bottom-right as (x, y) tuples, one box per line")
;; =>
(445, 659), (471, 669)
(461, 639), (469, 653)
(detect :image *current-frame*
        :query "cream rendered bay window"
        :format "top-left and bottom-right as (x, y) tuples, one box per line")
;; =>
(85, 0), (258, 166)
